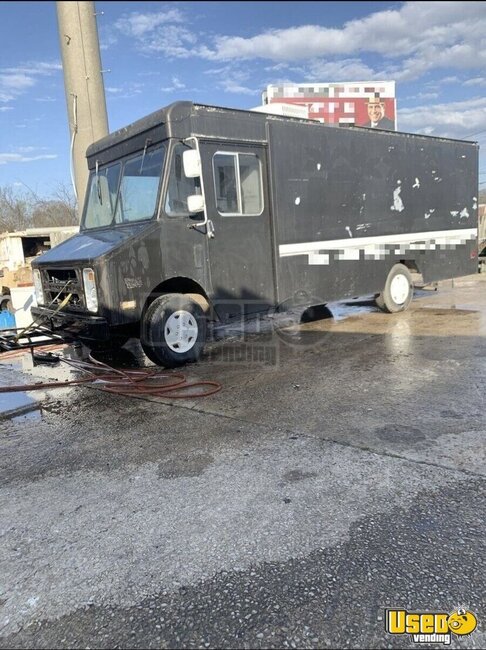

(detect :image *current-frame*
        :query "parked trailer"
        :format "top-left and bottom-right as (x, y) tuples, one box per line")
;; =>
(1, 226), (78, 313)
(31, 102), (478, 367)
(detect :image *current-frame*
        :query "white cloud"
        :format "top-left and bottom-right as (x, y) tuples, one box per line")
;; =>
(0, 106), (13, 112)
(105, 82), (144, 100)
(3, 62), (62, 75)
(0, 61), (61, 107)
(114, 9), (184, 38)
(0, 152), (58, 165)
(203, 66), (256, 96)
(99, 31), (119, 51)
(102, 10), (184, 50)
(464, 77), (486, 87)
(438, 76), (461, 85)
(197, 1), (486, 83)
(110, 9), (201, 58)
(142, 25), (199, 58)
(160, 76), (186, 93)
(264, 63), (294, 73)
(204, 66), (232, 76)
(398, 96), (486, 139)
(307, 58), (378, 81)
(0, 73), (35, 91)
(106, 2), (486, 88)
(220, 79), (255, 96)
(405, 91), (440, 101)
(0, 90), (15, 102)
(396, 42), (486, 82)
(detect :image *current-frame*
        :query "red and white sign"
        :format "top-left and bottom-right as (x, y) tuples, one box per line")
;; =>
(263, 81), (397, 130)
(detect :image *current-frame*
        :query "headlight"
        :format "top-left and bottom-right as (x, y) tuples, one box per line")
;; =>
(32, 269), (44, 305)
(82, 268), (99, 313)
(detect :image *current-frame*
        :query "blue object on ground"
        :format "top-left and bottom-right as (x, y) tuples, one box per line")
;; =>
(0, 310), (16, 330)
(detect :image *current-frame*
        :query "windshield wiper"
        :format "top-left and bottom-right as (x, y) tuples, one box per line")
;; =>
(95, 160), (103, 205)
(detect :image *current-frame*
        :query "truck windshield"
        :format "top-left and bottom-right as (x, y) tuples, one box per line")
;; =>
(82, 145), (165, 230)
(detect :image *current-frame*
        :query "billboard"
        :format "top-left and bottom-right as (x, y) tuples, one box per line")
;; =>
(263, 81), (397, 130)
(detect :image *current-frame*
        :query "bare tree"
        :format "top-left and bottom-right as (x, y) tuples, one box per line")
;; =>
(32, 183), (78, 227)
(0, 183), (78, 232)
(0, 186), (31, 232)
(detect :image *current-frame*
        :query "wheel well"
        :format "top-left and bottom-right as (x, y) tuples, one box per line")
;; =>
(399, 259), (423, 283)
(399, 259), (419, 273)
(143, 278), (210, 314)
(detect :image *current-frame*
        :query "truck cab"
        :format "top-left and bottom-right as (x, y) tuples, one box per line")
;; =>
(31, 101), (478, 367)
(31, 102), (274, 367)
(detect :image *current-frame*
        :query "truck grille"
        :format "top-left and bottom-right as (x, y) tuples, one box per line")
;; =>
(41, 268), (86, 311)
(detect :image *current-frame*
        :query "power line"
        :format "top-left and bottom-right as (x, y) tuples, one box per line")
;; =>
(463, 128), (486, 139)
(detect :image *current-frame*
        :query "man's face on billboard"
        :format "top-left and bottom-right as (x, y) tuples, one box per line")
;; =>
(368, 102), (385, 122)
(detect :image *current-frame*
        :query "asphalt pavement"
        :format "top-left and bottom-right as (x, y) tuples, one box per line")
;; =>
(0, 275), (485, 649)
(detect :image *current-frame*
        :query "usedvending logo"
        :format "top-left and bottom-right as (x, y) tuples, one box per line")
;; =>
(385, 607), (478, 645)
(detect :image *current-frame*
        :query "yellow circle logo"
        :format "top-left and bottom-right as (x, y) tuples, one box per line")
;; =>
(447, 609), (478, 636)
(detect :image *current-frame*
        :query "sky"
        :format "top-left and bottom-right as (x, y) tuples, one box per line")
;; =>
(0, 0), (485, 198)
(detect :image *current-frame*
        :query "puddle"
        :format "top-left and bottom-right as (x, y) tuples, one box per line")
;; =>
(11, 409), (42, 423)
(210, 297), (374, 341)
(0, 342), (88, 419)
(0, 391), (39, 420)
(326, 298), (376, 321)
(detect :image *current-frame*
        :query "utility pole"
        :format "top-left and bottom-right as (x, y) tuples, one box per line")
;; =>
(56, 1), (109, 218)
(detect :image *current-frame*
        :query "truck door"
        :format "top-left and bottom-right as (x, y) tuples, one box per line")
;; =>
(200, 143), (275, 317)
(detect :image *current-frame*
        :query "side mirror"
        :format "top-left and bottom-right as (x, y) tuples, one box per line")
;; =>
(183, 149), (201, 178)
(187, 194), (205, 213)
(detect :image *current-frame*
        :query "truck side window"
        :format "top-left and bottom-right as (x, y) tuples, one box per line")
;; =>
(213, 152), (263, 216)
(165, 144), (200, 216)
(239, 154), (263, 215)
(114, 146), (165, 224)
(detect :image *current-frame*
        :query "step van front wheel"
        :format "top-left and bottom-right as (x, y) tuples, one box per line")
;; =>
(141, 293), (207, 368)
(375, 263), (414, 313)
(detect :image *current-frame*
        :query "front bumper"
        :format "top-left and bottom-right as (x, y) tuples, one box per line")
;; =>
(31, 305), (110, 341)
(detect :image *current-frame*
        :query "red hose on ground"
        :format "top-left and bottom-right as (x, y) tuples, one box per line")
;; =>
(0, 353), (222, 399)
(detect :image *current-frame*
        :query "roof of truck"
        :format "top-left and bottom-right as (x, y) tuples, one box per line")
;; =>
(86, 102), (191, 158)
(86, 100), (478, 162)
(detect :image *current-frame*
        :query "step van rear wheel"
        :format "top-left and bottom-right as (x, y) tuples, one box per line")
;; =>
(375, 263), (414, 313)
(141, 293), (207, 368)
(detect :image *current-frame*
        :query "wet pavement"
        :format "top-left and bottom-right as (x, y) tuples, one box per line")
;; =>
(0, 275), (485, 648)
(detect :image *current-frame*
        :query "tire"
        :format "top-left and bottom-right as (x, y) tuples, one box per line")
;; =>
(375, 263), (414, 313)
(141, 293), (207, 368)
